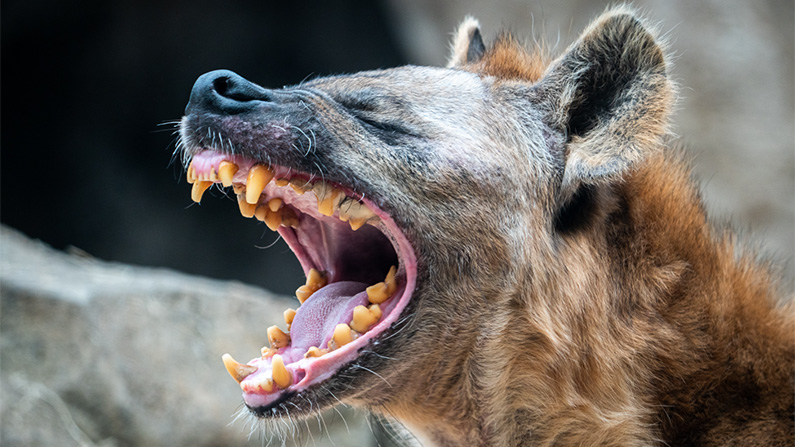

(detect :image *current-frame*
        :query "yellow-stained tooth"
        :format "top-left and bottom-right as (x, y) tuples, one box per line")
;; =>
(253, 377), (274, 393)
(271, 354), (291, 388)
(261, 347), (276, 358)
(187, 164), (197, 184)
(295, 285), (314, 304)
(191, 181), (212, 203)
(281, 207), (299, 228)
(289, 179), (308, 195)
(264, 209), (283, 231)
(221, 353), (258, 383)
(209, 167), (217, 182)
(350, 304), (381, 333)
(283, 308), (296, 330)
(246, 165), (274, 204)
(237, 195), (257, 218)
(254, 205), (268, 222)
(330, 323), (354, 350)
(385, 265), (397, 295)
(267, 325), (290, 349)
(305, 346), (328, 358)
(306, 268), (327, 290)
(233, 184), (245, 195)
(268, 198), (283, 212)
(349, 217), (367, 231)
(366, 282), (390, 304)
(318, 189), (343, 216)
(218, 161), (238, 187)
(275, 178), (289, 187)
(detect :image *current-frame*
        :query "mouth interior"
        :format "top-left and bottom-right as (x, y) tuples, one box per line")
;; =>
(186, 149), (413, 411)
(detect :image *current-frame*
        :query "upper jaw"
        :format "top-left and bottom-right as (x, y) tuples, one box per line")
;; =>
(181, 145), (418, 415)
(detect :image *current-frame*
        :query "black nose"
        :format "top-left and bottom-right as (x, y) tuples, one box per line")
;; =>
(185, 69), (271, 115)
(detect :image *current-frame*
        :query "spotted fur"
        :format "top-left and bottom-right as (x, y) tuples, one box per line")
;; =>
(180, 6), (794, 446)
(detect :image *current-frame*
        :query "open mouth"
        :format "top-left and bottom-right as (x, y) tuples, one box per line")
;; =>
(185, 149), (417, 413)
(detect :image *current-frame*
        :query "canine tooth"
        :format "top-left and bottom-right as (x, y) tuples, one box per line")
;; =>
(187, 163), (197, 184)
(221, 353), (257, 383)
(246, 165), (274, 204)
(191, 181), (212, 203)
(267, 325), (290, 349)
(275, 178), (289, 187)
(366, 282), (390, 304)
(350, 304), (381, 333)
(295, 285), (314, 304)
(268, 198), (283, 212)
(264, 209), (282, 231)
(330, 323), (354, 350)
(304, 346), (328, 358)
(306, 268), (327, 290)
(281, 207), (299, 228)
(289, 179), (308, 195)
(218, 161), (238, 187)
(283, 308), (296, 330)
(385, 266), (397, 295)
(237, 195), (257, 218)
(271, 354), (291, 388)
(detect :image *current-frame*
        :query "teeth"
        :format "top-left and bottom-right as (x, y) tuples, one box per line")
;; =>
(304, 346), (328, 358)
(318, 188), (344, 217)
(366, 282), (389, 304)
(283, 308), (296, 330)
(306, 268), (328, 290)
(221, 353), (258, 383)
(271, 354), (292, 388)
(329, 323), (354, 350)
(281, 207), (299, 228)
(289, 179), (308, 195)
(237, 195), (257, 218)
(267, 325), (290, 349)
(264, 209), (282, 231)
(218, 161), (238, 187)
(187, 163), (197, 184)
(254, 205), (268, 222)
(233, 184), (245, 195)
(275, 178), (289, 187)
(191, 181), (212, 203)
(252, 377), (274, 393)
(268, 198), (283, 212)
(349, 217), (367, 231)
(350, 304), (382, 333)
(246, 165), (274, 204)
(385, 265), (397, 294)
(295, 285), (314, 304)
(261, 347), (276, 358)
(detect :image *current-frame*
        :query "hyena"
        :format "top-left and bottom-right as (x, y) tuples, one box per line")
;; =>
(178, 7), (794, 446)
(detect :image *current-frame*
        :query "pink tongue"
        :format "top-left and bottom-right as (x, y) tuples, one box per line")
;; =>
(290, 281), (369, 350)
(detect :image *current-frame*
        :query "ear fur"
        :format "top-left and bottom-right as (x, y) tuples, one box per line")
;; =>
(447, 16), (486, 67)
(537, 7), (674, 200)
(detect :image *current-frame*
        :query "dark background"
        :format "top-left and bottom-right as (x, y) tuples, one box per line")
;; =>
(2, 0), (409, 294)
(2, 0), (793, 296)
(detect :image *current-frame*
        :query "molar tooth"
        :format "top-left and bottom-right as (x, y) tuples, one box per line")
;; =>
(350, 304), (381, 333)
(237, 195), (257, 218)
(246, 165), (274, 204)
(366, 282), (390, 304)
(304, 346), (328, 358)
(267, 325), (290, 349)
(306, 268), (327, 290)
(349, 217), (367, 231)
(191, 181), (212, 203)
(283, 308), (296, 330)
(318, 189), (344, 217)
(385, 266), (397, 295)
(329, 323), (354, 350)
(221, 353), (257, 383)
(271, 354), (291, 388)
(218, 161), (238, 187)
(295, 285), (314, 304)
(289, 179), (308, 195)
(264, 209), (283, 231)
(281, 207), (299, 228)
(268, 198), (283, 212)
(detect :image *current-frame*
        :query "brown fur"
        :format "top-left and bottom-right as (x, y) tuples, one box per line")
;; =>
(180, 6), (794, 446)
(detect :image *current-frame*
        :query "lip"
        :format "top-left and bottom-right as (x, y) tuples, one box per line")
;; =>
(183, 148), (418, 413)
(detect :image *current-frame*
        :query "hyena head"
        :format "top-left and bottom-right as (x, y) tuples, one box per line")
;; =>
(179, 6), (672, 439)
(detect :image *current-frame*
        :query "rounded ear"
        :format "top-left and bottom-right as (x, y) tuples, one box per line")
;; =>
(536, 7), (674, 200)
(447, 16), (486, 68)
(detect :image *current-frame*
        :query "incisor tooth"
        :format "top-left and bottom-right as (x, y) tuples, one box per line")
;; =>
(187, 163), (197, 184)
(350, 304), (381, 333)
(295, 285), (314, 304)
(221, 353), (257, 383)
(366, 282), (389, 304)
(254, 377), (274, 393)
(306, 268), (327, 290)
(283, 308), (296, 330)
(246, 165), (274, 204)
(330, 323), (354, 350)
(191, 181), (212, 203)
(271, 354), (291, 388)
(267, 325), (290, 349)
(268, 198), (283, 212)
(218, 161), (238, 187)
(264, 209), (282, 231)
(237, 195), (256, 218)
(385, 265), (397, 295)
(304, 346), (328, 358)
(209, 167), (217, 182)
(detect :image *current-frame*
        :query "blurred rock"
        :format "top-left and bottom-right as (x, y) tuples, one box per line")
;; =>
(0, 226), (377, 447)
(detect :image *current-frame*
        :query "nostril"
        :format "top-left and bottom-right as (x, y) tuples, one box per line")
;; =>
(186, 69), (272, 115)
(213, 76), (230, 96)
